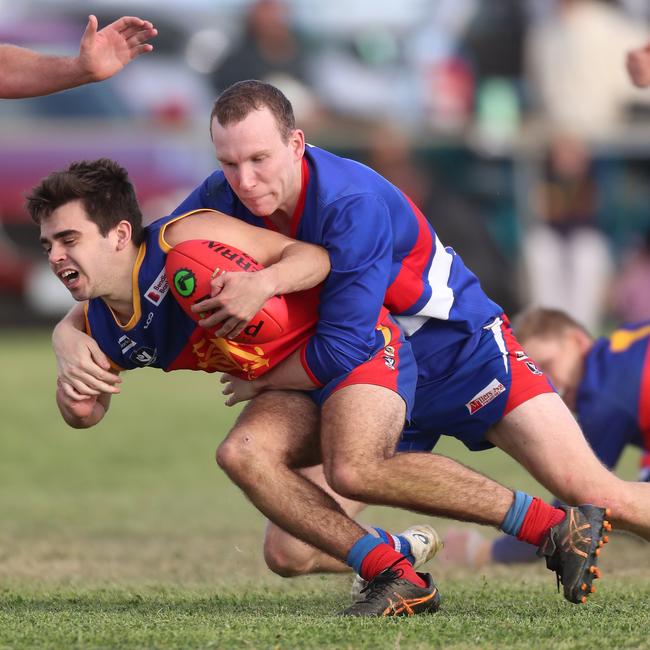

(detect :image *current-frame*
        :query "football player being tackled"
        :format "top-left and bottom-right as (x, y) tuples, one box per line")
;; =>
(43, 81), (650, 614)
(30, 157), (443, 610)
(37, 156), (618, 615)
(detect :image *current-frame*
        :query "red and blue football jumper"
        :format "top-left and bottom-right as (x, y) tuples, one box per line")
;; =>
(175, 146), (552, 448)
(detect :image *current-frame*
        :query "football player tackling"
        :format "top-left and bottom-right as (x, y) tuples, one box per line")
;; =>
(50, 82), (650, 616)
(30, 157), (443, 606)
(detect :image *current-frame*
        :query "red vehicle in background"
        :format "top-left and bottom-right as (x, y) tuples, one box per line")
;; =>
(0, 16), (216, 324)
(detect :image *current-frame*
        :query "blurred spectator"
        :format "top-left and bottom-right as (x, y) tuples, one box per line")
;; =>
(365, 123), (519, 313)
(522, 133), (613, 331)
(404, 0), (477, 131)
(611, 229), (650, 322)
(460, 0), (527, 84)
(627, 41), (650, 87)
(210, 0), (320, 124)
(525, 0), (649, 138)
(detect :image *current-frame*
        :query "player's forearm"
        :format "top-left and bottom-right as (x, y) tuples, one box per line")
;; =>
(53, 303), (86, 341)
(256, 349), (319, 391)
(260, 242), (330, 295)
(0, 45), (92, 98)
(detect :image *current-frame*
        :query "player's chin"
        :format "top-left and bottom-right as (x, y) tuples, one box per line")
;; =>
(243, 195), (274, 216)
(67, 285), (91, 302)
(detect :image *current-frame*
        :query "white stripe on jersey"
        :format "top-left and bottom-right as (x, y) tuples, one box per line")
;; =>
(395, 235), (455, 337)
(483, 316), (508, 371)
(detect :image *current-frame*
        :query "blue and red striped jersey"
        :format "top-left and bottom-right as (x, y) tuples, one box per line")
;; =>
(174, 145), (502, 385)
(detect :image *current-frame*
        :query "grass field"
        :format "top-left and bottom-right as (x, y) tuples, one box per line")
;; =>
(1, 332), (649, 649)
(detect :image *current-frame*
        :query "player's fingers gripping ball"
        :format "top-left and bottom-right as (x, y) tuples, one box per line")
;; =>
(166, 240), (290, 344)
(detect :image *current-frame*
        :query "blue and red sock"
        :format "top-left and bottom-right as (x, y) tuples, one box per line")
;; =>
(346, 533), (425, 588)
(501, 491), (565, 546)
(372, 527), (414, 564)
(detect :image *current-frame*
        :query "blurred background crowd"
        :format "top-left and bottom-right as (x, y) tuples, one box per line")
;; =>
(3, 0), (650, 334)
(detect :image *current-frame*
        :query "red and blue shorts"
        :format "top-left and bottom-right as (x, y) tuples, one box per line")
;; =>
(399, 314), (554, 452)
(309, 314), (417, 419)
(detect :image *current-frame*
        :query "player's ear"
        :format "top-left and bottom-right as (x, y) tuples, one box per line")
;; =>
(568, 326), (591, 354)
(114, 220), (133, 251)
(290, 128), (305, 160)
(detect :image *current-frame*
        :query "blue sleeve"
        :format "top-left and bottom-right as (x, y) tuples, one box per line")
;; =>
(303, 194), (392, 384)
(172, 172), (224, 215)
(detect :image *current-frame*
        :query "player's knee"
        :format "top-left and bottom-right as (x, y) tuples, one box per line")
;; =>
(215, 437), (242, 478)
(325, 459), (370, 501)
(263, 539), (316, 578)
(216, 430), (271, 481)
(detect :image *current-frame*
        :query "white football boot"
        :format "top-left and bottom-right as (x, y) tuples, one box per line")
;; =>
(350, 524), (443, 600)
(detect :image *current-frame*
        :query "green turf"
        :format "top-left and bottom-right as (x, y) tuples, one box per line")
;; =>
(1, 332), (649, 649)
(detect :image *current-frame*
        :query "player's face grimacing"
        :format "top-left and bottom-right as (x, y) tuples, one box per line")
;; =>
(211, 106), (305, 219)
(39, 200), (120, 301)
(521, 333), (584, 410)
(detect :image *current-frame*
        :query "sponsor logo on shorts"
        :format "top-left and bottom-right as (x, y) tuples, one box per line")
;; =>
(145, 268), (169, 305)
(466, 378), (506, 414)
(384, 355), (396, 369)
(525, 360), (543, 375)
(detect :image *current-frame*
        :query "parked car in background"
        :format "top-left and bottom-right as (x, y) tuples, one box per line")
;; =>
(0, 14), (217, 323)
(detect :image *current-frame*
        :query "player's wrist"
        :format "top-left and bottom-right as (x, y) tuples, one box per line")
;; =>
(257, 266), (282, 299)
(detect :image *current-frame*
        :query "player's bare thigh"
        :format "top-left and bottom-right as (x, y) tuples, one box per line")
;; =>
(320, 384), (406, 494)
(219, 389), (321, 468)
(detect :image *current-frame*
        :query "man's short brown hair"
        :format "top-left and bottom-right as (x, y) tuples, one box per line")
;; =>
(210, 80), (296, 142)
(513, 307), (589, 343)
(26, 158), (144, 245)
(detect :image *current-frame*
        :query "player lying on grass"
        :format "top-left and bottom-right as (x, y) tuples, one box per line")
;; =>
(29, 156), (444, 599)
(442, 307), (650, 568)
(49, 83), (650, 614)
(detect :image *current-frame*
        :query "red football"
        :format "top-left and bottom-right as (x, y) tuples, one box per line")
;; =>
(166, 239), (289, 344)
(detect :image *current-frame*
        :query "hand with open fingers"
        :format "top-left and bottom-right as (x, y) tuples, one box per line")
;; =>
(221, 373), (264, 406)
(192, 270), (275, 339)
(52, 326), (121, 399)
(79, 14), (157, 82)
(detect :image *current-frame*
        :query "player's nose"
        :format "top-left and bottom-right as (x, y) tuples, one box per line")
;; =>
(238, 165), (257, 191)
(48, 243), (66, 265)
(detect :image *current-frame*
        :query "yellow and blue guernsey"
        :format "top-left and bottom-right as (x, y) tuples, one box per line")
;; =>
(580, 323), (650, 478)
(83, 211), (316, 380)
(83, 208), (417, 417)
